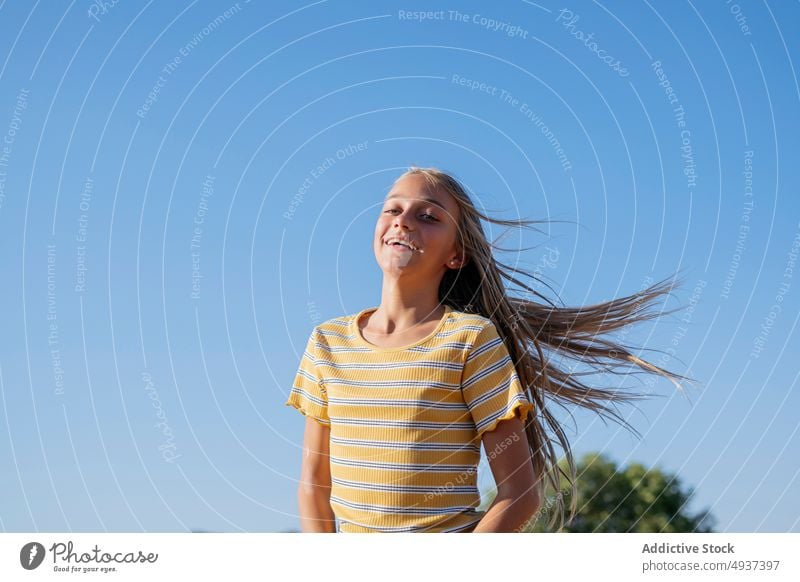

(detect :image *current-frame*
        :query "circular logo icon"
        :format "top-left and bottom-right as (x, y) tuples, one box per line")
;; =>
(20, 542), (46, 570)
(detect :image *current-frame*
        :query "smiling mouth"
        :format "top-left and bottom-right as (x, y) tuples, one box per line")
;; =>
(384, 240), (424, 253)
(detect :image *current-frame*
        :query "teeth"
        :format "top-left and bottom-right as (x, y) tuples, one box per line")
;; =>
(386, 238), (417, 251)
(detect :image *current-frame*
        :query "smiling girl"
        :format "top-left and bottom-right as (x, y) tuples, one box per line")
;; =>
(286, 166), (690, 533)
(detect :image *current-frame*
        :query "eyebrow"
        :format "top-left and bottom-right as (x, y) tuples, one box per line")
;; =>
(386, 193), (447, 211)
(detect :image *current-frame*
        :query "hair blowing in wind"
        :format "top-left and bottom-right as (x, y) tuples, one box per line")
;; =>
(399, 166), (696, 531)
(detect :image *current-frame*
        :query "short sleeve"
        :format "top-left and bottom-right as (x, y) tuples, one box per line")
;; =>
(461, 321), (534, 440)
(285, 327), (330, 426)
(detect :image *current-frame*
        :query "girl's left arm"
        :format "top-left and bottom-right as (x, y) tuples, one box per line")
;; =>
(472, 415), (540, 533)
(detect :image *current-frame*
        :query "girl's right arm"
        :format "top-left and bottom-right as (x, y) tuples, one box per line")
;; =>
(297, 416), (337, 532)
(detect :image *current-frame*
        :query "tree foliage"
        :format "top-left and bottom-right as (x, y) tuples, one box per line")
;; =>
(482, 451), (715, 532)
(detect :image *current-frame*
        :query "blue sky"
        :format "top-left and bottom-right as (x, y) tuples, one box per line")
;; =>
(0, 0), (798, 533)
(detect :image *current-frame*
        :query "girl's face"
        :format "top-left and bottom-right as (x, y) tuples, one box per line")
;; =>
(373, 174), (464, 277)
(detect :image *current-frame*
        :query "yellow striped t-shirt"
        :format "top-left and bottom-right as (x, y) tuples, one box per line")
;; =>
(285, 304), (534, 533)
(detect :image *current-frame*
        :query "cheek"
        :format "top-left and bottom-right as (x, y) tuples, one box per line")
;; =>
(376, 214), (397, 236)
(373, 220), (387, 249)
(428, 225), (451, 244)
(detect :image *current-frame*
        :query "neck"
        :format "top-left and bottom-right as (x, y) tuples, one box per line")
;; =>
(372, 276), (443, 331)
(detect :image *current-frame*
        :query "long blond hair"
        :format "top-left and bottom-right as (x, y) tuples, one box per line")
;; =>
(397, 166), (695, 531)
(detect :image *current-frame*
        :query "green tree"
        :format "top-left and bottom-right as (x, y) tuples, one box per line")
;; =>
(482, 451), (715, 532)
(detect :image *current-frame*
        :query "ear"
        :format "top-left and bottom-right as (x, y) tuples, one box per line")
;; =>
(447, 252), (469, 270)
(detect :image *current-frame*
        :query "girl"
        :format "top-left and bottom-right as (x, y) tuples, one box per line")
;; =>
(286, 166), (691, 533)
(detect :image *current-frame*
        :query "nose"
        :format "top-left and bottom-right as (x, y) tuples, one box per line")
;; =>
(393, 210), (413, 230)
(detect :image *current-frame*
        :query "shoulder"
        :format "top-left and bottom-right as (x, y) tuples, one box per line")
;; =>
(444, 308), (498, 347)
(309, 314), (352, 344)
(315, 313), (354, 334)
(448, 312), (510, 362)
(305, 309), (368, 351)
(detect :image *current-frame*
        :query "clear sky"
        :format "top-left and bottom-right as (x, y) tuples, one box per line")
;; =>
(0, 0), (798, 533)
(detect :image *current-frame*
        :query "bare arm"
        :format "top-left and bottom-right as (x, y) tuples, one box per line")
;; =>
(297, 416), (337, 532)
(472, 415), (540, 533)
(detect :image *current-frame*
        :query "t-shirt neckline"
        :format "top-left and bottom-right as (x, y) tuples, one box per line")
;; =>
(352, 305), (452, 352)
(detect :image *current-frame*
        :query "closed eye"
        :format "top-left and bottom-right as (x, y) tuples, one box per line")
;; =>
(383, 209), (438, 222)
